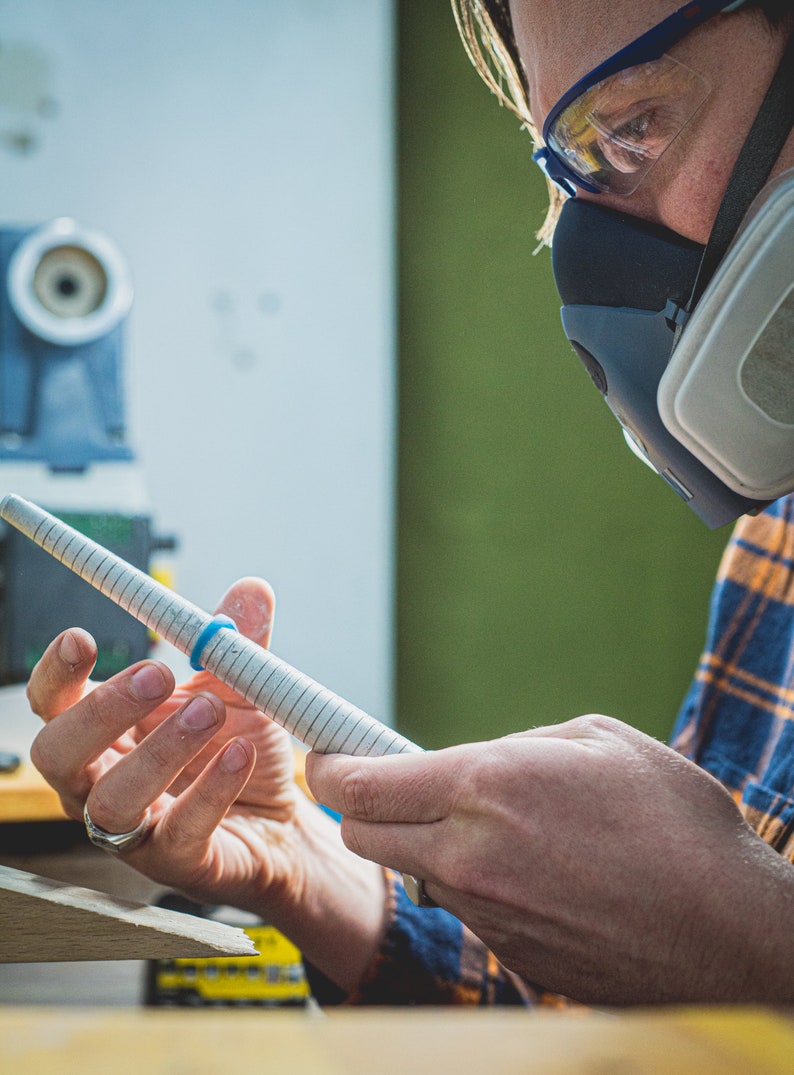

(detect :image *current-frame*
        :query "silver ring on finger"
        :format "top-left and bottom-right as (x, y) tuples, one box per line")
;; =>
(83, 802), (152, 853)
(402, 873), (437, 908)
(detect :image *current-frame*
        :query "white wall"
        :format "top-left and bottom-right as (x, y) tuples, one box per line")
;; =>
(0, 1), (396, 721)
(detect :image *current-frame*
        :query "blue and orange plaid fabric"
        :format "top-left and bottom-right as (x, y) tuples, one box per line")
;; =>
(672, 493), (794, 860)
(306, 869), (547, 1005)
(308, 496), (794, 1005)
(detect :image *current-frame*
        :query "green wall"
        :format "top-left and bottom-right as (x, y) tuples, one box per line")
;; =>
(396, 0), (728, 749)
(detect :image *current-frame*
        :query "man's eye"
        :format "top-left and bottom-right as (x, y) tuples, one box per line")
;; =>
(598, 97), (683, 158)
(588, 108), (666, 176)
(613, 112), (652, 149)
(589, 100), (686, 176)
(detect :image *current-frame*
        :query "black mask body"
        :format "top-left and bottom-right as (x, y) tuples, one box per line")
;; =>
(548, 28), (794, 529)
(551, 202), (763, 528)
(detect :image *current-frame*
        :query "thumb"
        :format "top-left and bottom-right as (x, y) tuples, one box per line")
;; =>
(305, 748), (450, 824)
(213, 576), (275, 649)
(179, 577), (276, 705)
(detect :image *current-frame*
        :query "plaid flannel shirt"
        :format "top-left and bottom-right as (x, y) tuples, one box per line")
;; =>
(672, 493), (794, 859)
(308, 495), (794, 1005)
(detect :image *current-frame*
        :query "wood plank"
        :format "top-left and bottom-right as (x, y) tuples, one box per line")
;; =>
(0, 762), (68, 823)
(0, 1008), (793, 1075)
(0, 865), (257, 963)
(0, 684), (69, 823)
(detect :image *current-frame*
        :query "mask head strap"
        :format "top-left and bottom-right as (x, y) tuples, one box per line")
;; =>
(685, 27), (794, 315)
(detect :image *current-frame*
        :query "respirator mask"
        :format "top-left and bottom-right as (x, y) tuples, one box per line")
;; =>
(534, 0), (794, 527)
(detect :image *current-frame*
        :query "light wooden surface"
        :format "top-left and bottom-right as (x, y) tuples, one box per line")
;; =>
(0, 761), (66, 823)
(0, 866), (256, 963)
(0, 1007), (792, 1075)
(0, 685), (67, 823)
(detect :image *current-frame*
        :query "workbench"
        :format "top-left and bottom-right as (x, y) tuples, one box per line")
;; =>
(0, 684), (64, 824)
(2, 1006), (793, 1074)
(2, 686), (794, 1073)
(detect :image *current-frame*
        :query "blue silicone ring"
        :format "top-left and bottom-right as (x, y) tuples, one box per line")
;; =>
(189, 615), (238, 671)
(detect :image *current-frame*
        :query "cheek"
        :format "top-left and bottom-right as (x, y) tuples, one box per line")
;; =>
(654, 133), (736, 244)
(653, 70), (767, 244)
(655, 175), (722, 245)
(581, 132), (729, 246)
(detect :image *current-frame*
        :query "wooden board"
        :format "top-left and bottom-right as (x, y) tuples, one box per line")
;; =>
(0, 762), (68, 823)
(0, 865), (257, 963)
(0, 1008), (793, 1075)
(0, 684), (68, 823)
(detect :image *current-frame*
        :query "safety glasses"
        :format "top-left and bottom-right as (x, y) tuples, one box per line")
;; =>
(534, 0), (748, 196)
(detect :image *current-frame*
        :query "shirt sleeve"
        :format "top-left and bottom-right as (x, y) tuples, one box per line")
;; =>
(670, 494), (794, 861)
(304, 870), (571, 1007)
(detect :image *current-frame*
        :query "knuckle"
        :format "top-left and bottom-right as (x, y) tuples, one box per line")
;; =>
(26, 670), (58, 720)
(29, 729), (64, 784)
(339, 767), (377, 819)
(185, 778), (221, 821)
(466, 750), (504, 794)
(87, 780), (130, 830)
(158, 811), (200, 851)
(62, 799), (85, 823)
(26, 680), (44, 718)
(29, 730), (90, 813)
(81, 680), (133, 738)
(28, 732), (49, 778)
(573, 713), (625, 738)
(138, 731), (175, 774)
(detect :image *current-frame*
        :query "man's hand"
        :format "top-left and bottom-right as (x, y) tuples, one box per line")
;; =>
(307, 715), (794, 1004)
(27, 577), (389, 991)
(28, 577), (310, 910)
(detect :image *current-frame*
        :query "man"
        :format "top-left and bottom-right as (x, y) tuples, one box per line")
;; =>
(26, 0), (794, 1005)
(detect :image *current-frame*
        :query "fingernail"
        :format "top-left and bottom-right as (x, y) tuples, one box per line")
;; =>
(59, 631), (82, 667)
(219, 585), (272, 639)
(179, 696), (218, 732)
(130, 664), (168, 701)
(222, 741), (249, 772)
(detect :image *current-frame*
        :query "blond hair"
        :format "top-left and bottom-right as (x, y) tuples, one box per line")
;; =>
(450, 0), (565, 245)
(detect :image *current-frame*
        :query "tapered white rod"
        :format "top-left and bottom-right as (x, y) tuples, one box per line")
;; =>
(0, 494), (420, 757)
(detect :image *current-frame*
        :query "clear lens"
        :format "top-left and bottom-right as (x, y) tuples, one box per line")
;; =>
(547, 55), (711, 195)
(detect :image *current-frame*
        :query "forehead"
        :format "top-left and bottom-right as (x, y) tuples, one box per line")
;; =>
(508, 0), (682, 124)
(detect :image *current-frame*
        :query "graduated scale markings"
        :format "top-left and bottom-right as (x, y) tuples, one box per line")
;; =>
(0, 494), (421, 759)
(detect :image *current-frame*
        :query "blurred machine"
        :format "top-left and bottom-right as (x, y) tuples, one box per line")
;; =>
(144, 897), (310, 1008)
(0, 218), (173, 684)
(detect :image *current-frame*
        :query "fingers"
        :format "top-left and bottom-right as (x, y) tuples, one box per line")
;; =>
(160, 737), (255, 845)
(27, 628), (98, 721)
(85, 692), (227, 834)
(24, 578), (275, 860)
(30, 659), (175, 811)
(305, 749), (453, 824)
(305, 749), (450, 883)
